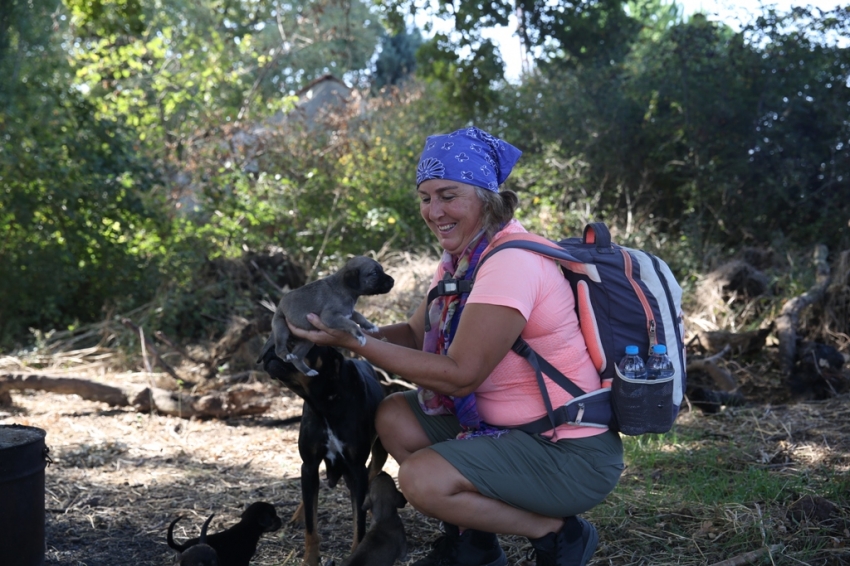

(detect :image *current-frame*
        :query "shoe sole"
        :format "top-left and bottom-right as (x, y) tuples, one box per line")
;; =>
(578, 518), (599, 566)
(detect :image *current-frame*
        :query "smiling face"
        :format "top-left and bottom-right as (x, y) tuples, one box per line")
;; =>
(418, 179), (485, 256)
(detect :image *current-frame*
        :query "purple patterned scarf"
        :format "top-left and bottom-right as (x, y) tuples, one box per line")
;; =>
(418, 230), (508, 440)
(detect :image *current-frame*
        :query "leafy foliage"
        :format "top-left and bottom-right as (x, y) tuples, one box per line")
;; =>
(3, 0), (850, 350)
(500, 4), (850, 261)
(0, 0), (164, 348)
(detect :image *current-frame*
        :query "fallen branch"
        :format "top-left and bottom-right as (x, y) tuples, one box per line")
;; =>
(205, 316), (270, 380)
(687, 344), (737, 391)
(694, 325), (774, 356)
(776, 245), (831, 376)
(130, 383), (273, 418)
(154, 330), (208, 366)
(120, 318), (183, 383)
(707, 544), (783, 566)
(0, 373), (130, 406)
(251, 259), (287, 297)
(0, 373), (273, 419)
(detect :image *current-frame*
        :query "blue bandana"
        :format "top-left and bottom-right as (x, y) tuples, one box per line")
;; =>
(416, 126), (522, 192)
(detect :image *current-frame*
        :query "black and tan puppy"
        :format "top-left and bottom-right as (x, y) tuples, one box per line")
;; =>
(261, 345), (388, 566)
(167, 501), (282, 566)
(331, 471), (407, 566)
(175, 514), (217, 566)
(257, 255), (394, 377)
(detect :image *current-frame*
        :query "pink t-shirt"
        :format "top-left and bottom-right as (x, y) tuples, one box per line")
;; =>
(430, 223), (607, 441)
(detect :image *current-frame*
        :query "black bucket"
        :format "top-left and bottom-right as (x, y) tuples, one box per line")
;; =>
(0, 424), (49, 566)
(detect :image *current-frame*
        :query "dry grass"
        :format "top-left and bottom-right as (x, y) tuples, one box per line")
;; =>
(3, 371), (847, 566)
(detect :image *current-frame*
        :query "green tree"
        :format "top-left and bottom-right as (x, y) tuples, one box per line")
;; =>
(500, 3), (850, 255)
(0, 0), (163, 349)
(372, 27), (422, 92)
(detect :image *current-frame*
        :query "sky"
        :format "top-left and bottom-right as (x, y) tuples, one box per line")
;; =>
(464, 0), (847, 82)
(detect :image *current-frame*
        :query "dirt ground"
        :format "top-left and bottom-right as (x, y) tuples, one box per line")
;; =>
(2, 359), (850, 565)
(0, 367), (424, 566)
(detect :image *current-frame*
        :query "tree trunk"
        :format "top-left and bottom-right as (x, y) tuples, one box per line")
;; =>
(776, 245), (831, 376)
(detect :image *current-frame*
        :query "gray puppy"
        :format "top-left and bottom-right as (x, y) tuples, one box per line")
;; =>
(176, 514), (218, 566)
(329, 472), (408, 566)
(258, 256), (394, 376)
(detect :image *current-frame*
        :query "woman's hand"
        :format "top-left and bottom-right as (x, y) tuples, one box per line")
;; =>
(287, 314), (363, 350)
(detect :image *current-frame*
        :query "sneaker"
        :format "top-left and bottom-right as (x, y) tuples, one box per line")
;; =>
(413, 523), (507, 566)
(527, 517), (598, 566)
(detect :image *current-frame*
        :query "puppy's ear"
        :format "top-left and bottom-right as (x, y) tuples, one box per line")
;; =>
(343, 267), (361, 290)
(362, 494), (373, 511)
(395, 491), (407, 509)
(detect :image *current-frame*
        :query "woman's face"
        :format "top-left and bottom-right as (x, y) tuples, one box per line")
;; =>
(418, 179), (485, 256)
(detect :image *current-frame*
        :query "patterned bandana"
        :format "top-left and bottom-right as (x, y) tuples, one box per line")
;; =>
(416, 126), (522, 192)
(418, 228), (509, 440)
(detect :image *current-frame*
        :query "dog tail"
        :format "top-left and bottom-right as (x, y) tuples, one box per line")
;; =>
(199, 513), (215, 544)
(167, 516), (187, 551)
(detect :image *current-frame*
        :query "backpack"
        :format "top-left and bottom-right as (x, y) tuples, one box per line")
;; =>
(427, 222), (686, 436)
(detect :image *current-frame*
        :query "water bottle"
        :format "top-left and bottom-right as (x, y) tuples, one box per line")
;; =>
(617, 345), (647, 380)
(646, 344), (675, 381)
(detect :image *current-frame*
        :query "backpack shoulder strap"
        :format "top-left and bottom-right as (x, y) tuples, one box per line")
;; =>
(474, 233), (579, 278)
(423, 233), (570, 331)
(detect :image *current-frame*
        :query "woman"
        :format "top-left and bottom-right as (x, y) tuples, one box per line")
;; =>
(287, 126), (624, 566)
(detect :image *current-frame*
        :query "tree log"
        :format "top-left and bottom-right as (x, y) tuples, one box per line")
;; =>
(0, 373), (272, 419)
(128, 382), (272, 418)
(0, 374), (130, 406)
(693, 325), (773, 356)
(776, 245), (831, 376)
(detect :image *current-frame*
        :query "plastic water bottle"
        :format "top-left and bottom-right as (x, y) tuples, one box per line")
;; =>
(617, 345), (647, 380)
(646, 344), (675, 381)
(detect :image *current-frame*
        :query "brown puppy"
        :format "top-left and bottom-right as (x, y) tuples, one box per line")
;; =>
(257, 256), (394, 376)
(331, 472), (407, 566)
(175, 514), (217, 566)
(168, 502), (282, 566)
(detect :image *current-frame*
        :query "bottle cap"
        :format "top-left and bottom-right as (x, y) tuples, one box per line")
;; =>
(625, 345), (639, 355)
(652, 344), (667, 355)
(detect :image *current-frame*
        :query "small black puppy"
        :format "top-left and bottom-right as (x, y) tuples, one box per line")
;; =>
(167, 501), (282, 566)
(261, 346), (388, 566)
(257, 255), (394, 376)
(175, 514), (217, 566)
(333, 471), (408, 566)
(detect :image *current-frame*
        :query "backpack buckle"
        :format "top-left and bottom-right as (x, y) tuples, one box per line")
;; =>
(574, 403), (586, 425)
(437, 278), (472, 296)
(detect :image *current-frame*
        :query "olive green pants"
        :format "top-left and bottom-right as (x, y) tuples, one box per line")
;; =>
(403, 389), (624, 518)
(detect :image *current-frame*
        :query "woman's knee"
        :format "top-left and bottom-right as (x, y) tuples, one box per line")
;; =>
(376, 393), (410, 444)
(398, 448), (472, 514)
(376, 393), (431, 459)
(398, 449), (438, 511)
(376, 392), (406, 434)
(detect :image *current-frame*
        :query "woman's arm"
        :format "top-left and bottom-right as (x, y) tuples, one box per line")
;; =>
(291, 302), (526, 397)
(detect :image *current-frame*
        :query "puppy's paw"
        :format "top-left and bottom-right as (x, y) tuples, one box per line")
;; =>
(306, 368), (319, 377)
(356, 334), (367, 346)
(361, 323), (380, 333)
